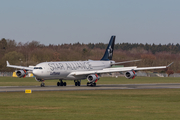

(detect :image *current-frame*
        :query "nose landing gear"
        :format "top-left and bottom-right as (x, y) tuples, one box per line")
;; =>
(40, 79), (45, 87)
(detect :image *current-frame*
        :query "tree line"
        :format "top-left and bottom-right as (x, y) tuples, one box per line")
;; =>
(0, 38), (180, 72)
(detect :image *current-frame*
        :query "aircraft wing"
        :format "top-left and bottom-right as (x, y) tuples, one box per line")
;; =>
(69, 65), (170, 76)
(6, 61), (33, 71)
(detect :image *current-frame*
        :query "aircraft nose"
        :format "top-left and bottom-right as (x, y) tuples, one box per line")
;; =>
(32, 69), (44, 77)
(32, 70), (39, 76)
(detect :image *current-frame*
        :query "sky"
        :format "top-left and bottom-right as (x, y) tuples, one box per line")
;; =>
(0, 0), (180, 45)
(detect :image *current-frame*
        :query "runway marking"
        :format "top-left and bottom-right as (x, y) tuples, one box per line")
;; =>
(0, 83), (180, 92)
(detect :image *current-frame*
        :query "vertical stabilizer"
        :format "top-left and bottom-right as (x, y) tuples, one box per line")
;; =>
(101, 36), (115, 61)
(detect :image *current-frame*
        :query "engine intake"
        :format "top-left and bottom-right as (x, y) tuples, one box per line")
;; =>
(87, 74), (100, 82)
(16, 70), (28, 78)
(125, 70), (137, 79)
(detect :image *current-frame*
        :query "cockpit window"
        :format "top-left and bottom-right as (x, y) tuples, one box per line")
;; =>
(34, 67), (43, 69)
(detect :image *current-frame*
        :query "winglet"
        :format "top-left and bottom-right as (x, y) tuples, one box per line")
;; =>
(6, 61), (10, 66)
(167, 62), (174, 67)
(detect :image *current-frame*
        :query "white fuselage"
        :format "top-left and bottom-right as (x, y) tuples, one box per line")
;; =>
(32, 60), (113, 80)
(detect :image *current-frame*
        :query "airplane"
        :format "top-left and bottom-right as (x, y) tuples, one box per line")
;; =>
(6, 36), (173, 87)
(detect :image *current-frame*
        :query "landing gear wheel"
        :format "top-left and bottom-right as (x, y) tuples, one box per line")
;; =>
(78, 81), (81, 86)
(41, 83), (45, 87)
(87, 82), (90, 86)
(58, 80), (67, 86)
(63, 82), (67, 86)
(60, 82), (63, 86)
(57, 82), (60, 86)
(74, 80), (81, 86)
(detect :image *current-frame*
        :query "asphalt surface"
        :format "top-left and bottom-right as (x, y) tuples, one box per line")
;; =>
(1, 83), (180, 92)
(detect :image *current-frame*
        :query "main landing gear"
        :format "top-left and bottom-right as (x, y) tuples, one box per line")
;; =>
(57, 80), (66, 86)
(87, 82), (96, 86)
(74, 80), (81, 86)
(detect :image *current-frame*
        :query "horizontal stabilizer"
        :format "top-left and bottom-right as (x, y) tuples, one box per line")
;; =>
(112, 59), (141, 65)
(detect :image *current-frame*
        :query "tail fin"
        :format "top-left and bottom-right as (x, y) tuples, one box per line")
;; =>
(101, 36), (115, 61)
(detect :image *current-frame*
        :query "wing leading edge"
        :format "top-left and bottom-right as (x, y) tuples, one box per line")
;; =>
(69, 63), (172, 76)
(6, 61), (33, 71)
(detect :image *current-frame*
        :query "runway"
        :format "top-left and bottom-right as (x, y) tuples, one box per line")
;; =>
(1, 83), (180, 92)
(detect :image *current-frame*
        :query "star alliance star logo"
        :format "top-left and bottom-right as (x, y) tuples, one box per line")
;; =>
(108, 46), (113, 58)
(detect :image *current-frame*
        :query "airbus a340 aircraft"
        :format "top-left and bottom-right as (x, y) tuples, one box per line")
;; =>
(7, 36), (173, 87)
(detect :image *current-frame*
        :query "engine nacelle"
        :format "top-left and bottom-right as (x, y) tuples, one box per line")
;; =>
(87, 74), (100, 83)
(125, 70), (137, 79)
(35, 77), (44, 82)
(16, 70), (28, 78)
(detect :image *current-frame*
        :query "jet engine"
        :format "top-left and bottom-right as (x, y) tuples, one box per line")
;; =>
(16, 70), (28, 78)
(125, 70), (137, 79)
(35, 77), (44, 82)
(87, 74), (100, 83)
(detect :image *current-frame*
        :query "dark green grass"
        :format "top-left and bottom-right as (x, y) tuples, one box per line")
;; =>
(0, 89), (180, 120)
(0, 76), (180, 86)
(0, 77), (180, 119)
